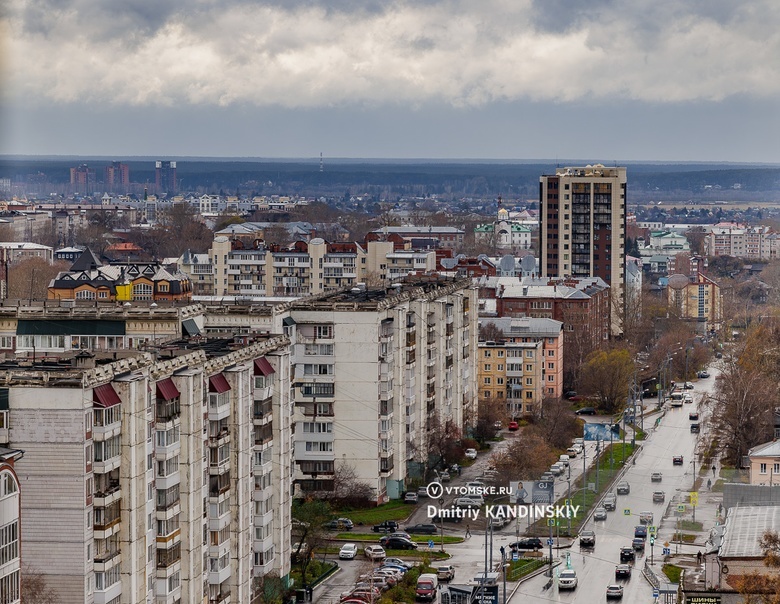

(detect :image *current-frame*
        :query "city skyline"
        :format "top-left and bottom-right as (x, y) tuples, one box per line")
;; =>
(2, 1), (780, 162)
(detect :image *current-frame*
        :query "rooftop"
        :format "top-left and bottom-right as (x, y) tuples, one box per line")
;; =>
(720, 505), (780, 558)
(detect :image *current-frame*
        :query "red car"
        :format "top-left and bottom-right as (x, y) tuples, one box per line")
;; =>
(508, 421), (519, 431)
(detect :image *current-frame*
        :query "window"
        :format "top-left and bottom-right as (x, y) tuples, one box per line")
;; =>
(483, 350), (492, 358)
(305, 442), (333, 452)
(0, 520), (18, 565)
(483, 377), (491, 385)
(483, 364), (491, 371)
(760, 463), (768, 474)
(133, 283), (153, 300)
(302, 422), (333, 433)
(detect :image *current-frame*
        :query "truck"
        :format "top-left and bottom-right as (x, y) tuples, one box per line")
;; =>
(416, 573), (439, 601)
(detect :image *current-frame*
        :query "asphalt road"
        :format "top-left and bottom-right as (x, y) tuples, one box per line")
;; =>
(510, 368), (720, 603)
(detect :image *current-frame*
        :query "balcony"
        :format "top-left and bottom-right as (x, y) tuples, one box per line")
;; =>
(209, 564), (232, 586)
(253, 399), (273, 424)
(210, 591), (231, 604)
(209, 428), (231, 446)
(93, 484), (121, 508)
(93, 548), (120, 567)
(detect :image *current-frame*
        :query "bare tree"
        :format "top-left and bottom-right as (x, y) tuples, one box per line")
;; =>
(319, 463), (374, 508)
(529, 398), (582, 451)
(21, 563), (59, 604)
(735, 529), (780, 603)
(708, 336), (779, 466)
(580, 347), (635, 414)
(478, 321), (505, 343)
(251, 572), (293, 604)
(290, 498), (332, 591)
(424, 418), (464, 479)
(8, 257), (70, 301)
(489, 432), (558, 481)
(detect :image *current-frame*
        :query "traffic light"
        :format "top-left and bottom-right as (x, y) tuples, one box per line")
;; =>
(650, 537), (655, 546)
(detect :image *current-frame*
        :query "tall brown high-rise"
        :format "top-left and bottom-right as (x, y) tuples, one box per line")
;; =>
(539, 164), (627, 332)
(70, 163), (95, 195)
(104, 161), (130, 193)
(155, 160), (177, 194)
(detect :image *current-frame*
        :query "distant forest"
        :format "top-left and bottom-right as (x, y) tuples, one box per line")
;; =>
(2, 157), (780, 202)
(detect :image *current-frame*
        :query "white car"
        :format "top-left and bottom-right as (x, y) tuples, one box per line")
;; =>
(454, 497), (482, 509)
(339, 543), (359, 559)
(364, 545), (386, 561)
(558, 569), (578, 589)
(464, 448), (478, 460)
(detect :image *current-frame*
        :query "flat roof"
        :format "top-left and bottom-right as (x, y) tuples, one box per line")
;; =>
(720, 505), (780, 558)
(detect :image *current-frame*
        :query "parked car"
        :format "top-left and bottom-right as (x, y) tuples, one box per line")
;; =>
(464, 448), (478, 460)
(405, 524), (438, 535)
(615, 564), (632, 579)
(386, 531), (412, 540)
(540, 472), (555, 482)
(436, 565), (456, 581)
(619, 547), (635, 563)
(339, 543), (359, 560)
(549, 463), (564, 476)
(632, 537), (646, 552)
(325, 517), (354, 531)
(606, 584), (624, 599)
(634, 525), (647, 539)
(558, 569), (578, 590)
(364, 545), (386, 561)
(683, 382), (694, 389)
(454, 497), (481, 509)
(673, 455), (684, 465)
(439, 470), (451, 482)
(594, 507), (608, 521)
(404, 492), (419, 504)
(384, 557), (412, 569)
(380, 536), (418, 550)
(564, 390), (578, 399)
(653, 491), (666, 503)
(575, 407), (596, 415)
(616, 481), (630, 495)
(494, 420), (503, 430)
(508, 421), (519, 431)
(509, 537), (543, 551)
(372, 520), (399, 533)
(358, 574), (390, 590)
(415, 574), (439, 602)
(291, 542), (309, 562)
(380, 563), (409, 574)
(417, 486), (429, 498)
(579, 530), (596, 547)
(651, 472), (663, 482)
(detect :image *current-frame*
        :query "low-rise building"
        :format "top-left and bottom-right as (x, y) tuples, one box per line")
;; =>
(748, 440), (780, 486)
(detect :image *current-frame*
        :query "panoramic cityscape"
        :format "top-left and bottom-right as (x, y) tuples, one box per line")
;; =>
(3, 1), (780, 604)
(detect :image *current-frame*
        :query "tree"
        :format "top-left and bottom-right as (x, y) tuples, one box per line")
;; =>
(319, 463), (374, 508)
(21, 563), (59, 604)
(251, 572), (293, 604)
(708, 336), (778, 466)
(291, 498), (332, 591)
(478, 321), (505, 343)
(422, 419), (464, 479)
(489, 432), (558, 481)
(685, 226), (707, 255)
(580, 348), (635, 414)
(472, 396), (503, 443)
(735, 529), (780, 603)
(529, 398), (582, 451)
(8, 257), (70, 301)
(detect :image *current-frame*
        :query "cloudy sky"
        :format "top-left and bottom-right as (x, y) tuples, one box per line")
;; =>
(2, 0), (780, 161)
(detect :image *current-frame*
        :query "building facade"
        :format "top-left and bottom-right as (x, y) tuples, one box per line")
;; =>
(539, 165), (626, 333)
(6, 334), (291, 604)
(667, 272), (722, 332)
(288, 277), (478, 500)
(155, 161), (177, 195)
(477, 340), (544, 418)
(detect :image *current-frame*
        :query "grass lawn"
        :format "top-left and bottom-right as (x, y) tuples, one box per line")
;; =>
(711, 479), (726, 492)
(334, 500), (412, 525)
(679, 520), (703, 531)
(506, 558), (548, 581)
(662, 564), (683, 583)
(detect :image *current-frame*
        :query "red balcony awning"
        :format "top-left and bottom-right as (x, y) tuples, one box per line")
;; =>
(209, 374), (231, 394)
(156, 378), (180, 401)
(254, 357), (275, 376)
(93, 383), (121, 408)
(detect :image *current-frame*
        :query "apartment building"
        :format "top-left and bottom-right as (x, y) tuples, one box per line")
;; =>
(4, 332), (291, 604)
(704, 224), (774, 259)
(0, 448), (23, 604)
(288, 276), (478, 500)
(205, 237), (436, 299)
(477, 340), (543, 418)
(667, 272), (722, 332)
(539, 165), (626, 333)
(478, 317), (564, 400)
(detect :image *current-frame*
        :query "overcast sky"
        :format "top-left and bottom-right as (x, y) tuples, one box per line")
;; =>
(2, 0), (780, 162)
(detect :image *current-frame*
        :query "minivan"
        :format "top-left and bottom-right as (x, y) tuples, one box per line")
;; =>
(416, 573), (439, 601)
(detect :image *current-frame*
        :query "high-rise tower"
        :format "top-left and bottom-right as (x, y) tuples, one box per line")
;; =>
(155, 160), (177, 194)
(539, 164), (627, 332)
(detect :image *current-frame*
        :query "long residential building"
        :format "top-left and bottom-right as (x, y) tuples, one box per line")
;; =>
(287, 276), (478, 499)
(4, 333), (291, 604)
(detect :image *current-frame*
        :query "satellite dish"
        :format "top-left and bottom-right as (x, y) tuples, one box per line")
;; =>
(668, 274), (689, 290)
